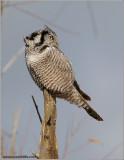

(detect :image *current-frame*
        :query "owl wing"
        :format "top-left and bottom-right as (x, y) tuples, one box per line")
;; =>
(73, 80), (91, 101)
(32, 47), (75, 94)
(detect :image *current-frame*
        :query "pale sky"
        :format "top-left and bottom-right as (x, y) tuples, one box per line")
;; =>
(1, 1), (123, 159)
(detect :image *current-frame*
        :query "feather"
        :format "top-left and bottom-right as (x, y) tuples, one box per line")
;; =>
(73, 80), (91, 101)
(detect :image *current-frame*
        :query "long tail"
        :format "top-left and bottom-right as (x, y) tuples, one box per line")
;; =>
(83, 104), (103, 121)
(57, 86), (103, 121)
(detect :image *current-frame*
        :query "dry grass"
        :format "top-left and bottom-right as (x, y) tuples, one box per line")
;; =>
(18, 109), (33, 155)
(1, 108), (34, 157)
(1, 128), (12, 138)
(62, 117), (88, 158)
(9, 108), (20, 156)
(86, 1), (98, 38)
(12, 6), (81, 35)
(2, 46), (25, 76)
(88, 138), (103, 145)
(1, 136), (4, 157)
(102, 142), (122, 159)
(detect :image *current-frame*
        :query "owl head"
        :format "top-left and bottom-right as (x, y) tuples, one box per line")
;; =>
(24, 25), (59, 51)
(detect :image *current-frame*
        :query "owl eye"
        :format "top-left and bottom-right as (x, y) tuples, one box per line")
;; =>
(49, 35), (54, 40)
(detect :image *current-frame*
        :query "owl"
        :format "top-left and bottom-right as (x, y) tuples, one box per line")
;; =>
(24, 25), (103, 121)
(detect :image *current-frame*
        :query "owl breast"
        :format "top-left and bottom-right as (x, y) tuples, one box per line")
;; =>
(25, 46), (75, 94)
(25, 47), (48, 66)
(25, 47), (49, 91)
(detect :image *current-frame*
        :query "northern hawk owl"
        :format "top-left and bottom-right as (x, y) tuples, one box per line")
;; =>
(24, 25), (103, 121)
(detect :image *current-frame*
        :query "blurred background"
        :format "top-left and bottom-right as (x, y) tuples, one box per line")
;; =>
(1, 1), (123, 159)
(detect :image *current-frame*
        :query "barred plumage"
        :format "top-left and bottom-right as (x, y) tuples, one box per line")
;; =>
(24, 25), (103, 121)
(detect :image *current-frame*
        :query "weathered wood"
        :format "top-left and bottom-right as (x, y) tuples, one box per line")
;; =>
(38, 89), (58, 159)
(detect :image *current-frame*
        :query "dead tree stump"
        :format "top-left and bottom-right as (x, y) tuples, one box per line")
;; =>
(32, 89), (58, 159)
(39, 89), (58, 159)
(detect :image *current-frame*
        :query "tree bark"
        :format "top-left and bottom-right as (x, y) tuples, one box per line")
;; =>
(38, 89), (58, 159)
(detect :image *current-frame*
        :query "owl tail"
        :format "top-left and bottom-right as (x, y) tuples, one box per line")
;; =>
(83, 105), (103, 121)
(75, 87), (103, 121)
(75, 85), (103, 121)
(61, 86), (103, 121)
